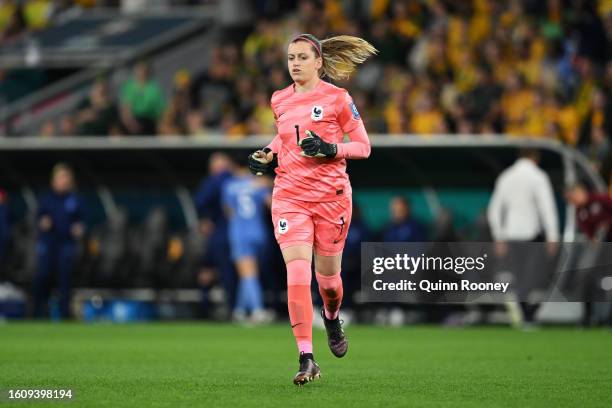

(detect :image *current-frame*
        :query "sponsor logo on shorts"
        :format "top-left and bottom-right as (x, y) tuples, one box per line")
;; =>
(311, 105), (324, 121)
(278, 218), (289, 234)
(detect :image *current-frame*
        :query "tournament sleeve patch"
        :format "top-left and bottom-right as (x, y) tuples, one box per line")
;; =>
(349, 102), (360, 120)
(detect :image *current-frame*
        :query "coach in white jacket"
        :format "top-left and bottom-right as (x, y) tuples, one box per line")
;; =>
(487, 148), (559, 325)
(488, 149), (559, 243)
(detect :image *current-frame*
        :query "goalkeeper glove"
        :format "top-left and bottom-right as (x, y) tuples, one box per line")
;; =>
(248, 148), (276, 176)
(298, 130), (337, 158)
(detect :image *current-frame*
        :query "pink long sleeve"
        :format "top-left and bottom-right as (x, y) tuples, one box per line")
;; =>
(265, 134), (282, 154)
(335, 91), (371, 159)
(336, 123), (371, 159)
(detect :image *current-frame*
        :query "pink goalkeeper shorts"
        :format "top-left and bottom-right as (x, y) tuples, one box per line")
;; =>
(271, 195), (352, 256)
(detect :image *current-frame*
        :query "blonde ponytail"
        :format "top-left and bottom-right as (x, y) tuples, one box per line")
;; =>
(320, 35), (377, 81)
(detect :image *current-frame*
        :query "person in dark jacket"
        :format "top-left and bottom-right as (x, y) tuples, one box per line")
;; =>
(382, 196), (427, 242)
(33, 163), (85, 319)
(194, 152), (236, 316)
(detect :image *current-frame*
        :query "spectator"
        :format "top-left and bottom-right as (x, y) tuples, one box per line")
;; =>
(382, 196), (426, 242)
(190, 49), (234, 129)
(500, 73), (534, 135)
(120, 61), (166, 135)
(33, 163), (85, 319)
(384, 89), (408, 134)
(59, 114), (76, 137)
(158, 69), (192, 136)
(555, 93), (580, 145)
(221, 110), (247, 137)
(463, 67), (503, 132)
(577, 89), (610, 167)
(246, 89), (275, 135)
(75, 78), (120, 136)
(0, 1), (16, 31)
(186, 109), (210, 137)
(409, 93), (447, 135)
(233, 76), (256, 122)
(0, 0), (25, 43)
(22, 0), (52, 31)
(39, 118), (56, 137)
(522, 90), (554, 138)
(242, 19), (280, 65)
(369, 19), (403, 65)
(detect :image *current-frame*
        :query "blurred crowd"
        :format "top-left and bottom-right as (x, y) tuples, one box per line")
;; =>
(33, 0), (612, 174)
(0, 0), (215, 45)
(0, 0), (124, 45)
(1, 0), (66, 44)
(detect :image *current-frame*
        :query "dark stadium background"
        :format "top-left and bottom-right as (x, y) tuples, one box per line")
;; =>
(0, 0), (611, 324)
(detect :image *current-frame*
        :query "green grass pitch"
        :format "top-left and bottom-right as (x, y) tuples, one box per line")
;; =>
(1, 323), (611, 407)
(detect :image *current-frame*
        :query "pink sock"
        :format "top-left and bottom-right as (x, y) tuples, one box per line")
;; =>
(315, 271), (343, 320)
(287, 259), (313, 354)
(297, 341), (313, 354)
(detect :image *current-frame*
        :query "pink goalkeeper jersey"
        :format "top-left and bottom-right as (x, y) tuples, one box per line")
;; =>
(266, 80), (371, 202)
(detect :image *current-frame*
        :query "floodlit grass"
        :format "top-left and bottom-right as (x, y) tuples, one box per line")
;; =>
(1, 322), (611, 407)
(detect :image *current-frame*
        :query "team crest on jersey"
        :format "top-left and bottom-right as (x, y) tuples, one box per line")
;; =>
(311, 105), (324, 121)
(278, 218), (289, 234)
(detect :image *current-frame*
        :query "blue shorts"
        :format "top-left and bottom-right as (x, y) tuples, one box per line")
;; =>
(229, 235), (266, 262)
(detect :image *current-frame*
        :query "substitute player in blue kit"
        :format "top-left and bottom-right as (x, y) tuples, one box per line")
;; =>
(222, 156), (272, 324)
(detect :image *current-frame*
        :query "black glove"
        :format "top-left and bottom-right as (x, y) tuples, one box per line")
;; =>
(248, 147), (276, 176)
(299, 130), (337, 158)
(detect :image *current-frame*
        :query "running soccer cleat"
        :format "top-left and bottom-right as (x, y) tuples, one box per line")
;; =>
(321, 309), (348, 358)
(293, 353), (321, 386)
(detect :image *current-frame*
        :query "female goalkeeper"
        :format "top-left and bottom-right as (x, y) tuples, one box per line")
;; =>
(248, 33), (375, 386)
